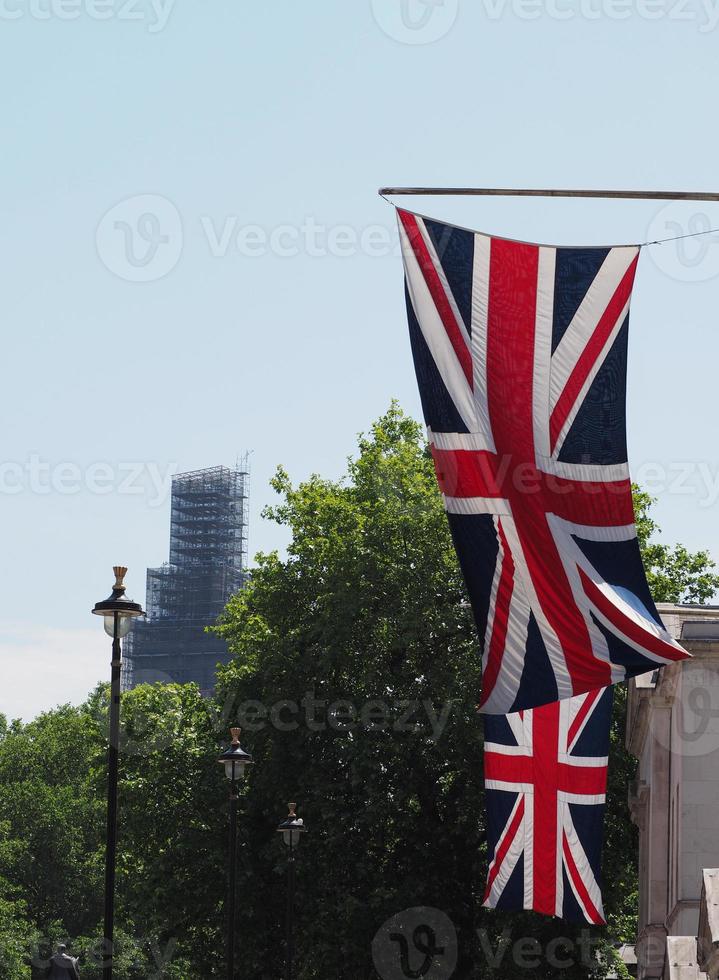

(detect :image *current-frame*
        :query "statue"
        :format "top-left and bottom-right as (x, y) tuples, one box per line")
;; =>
(46, 945), (80, 980)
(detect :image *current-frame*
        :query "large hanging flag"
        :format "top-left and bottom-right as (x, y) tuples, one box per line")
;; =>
(483, 687), (612, 923)
(397, 209), (688, 713)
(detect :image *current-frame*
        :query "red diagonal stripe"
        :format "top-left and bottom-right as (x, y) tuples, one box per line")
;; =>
(399, 210), (473, 387)
(578, 568), (688, 662)
(549, 255), (639, 453)
(567, 689), (602, 750)
(480, 519), (515, 703)
(562, 831), (605, 924)
(483, 797), (525, 902)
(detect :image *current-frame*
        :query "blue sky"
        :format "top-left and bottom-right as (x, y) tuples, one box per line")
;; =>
(1, 0), (718, 720)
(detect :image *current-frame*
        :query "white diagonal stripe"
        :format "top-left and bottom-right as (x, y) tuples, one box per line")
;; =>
(563, 808), (605, 921)
(416, 216), (472, 352)
(480, 517), (533, 714)
(549, 247), (638, 412)
(398, 215), (479, 432)
(551, 297), (631, 459)
(484, 797), (527, 910)
(499, 515), (574, 704)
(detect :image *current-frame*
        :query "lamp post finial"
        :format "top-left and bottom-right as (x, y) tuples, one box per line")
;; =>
(112, 567), (128, 593)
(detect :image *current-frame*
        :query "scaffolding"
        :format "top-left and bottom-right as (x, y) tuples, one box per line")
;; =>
(124, 462), (250, 692)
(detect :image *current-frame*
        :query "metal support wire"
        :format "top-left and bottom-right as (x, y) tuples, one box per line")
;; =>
(379, 187), (719, 201)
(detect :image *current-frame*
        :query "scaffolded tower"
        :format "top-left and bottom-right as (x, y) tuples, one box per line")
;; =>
(124, 463), (249, 692)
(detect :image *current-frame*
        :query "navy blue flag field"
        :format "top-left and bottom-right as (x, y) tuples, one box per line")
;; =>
(397, 209), (688, 714)
(483, 687), (612, 923)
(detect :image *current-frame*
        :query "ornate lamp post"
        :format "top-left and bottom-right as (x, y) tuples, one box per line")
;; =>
(91, 567), (144, 980)
(218, 728), (253, 980)
(277, 803), (306, 980)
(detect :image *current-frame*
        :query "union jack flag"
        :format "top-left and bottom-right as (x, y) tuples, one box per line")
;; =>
(398, 210), (688, 714)
(483, 688), (612, 923)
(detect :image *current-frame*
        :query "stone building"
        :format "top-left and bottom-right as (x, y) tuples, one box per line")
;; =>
(626, 603), (719, 979)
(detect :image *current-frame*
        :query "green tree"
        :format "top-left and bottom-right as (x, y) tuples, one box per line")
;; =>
(0, 703), (105, 938)
(633, 487), (719, 602)
(0, 685), (221, 977)
(0, 841), (39, 980)
(216, 404), (484, 978)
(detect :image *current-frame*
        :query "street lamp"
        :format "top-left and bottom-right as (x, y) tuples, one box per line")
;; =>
(91, 566), (144, 980)
(218, 728), (253, 980)
(277, 803), (306, 980)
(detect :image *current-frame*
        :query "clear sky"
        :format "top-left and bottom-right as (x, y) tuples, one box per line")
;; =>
(1, 0), (718, 721)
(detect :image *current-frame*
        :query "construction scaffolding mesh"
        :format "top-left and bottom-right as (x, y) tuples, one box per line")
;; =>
(123, 463), (249, 693)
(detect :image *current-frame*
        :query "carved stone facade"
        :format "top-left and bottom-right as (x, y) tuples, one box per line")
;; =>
(626, 604), (719, 980)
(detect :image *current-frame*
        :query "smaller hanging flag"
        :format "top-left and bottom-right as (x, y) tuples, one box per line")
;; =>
(483, 687), (612, 924)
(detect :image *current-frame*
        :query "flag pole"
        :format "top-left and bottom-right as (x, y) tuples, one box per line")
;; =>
(378, 187), (719, 202)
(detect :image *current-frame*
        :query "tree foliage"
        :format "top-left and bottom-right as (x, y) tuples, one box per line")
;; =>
(632, 487), (719, 602)
(0, 686), (212, 977)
